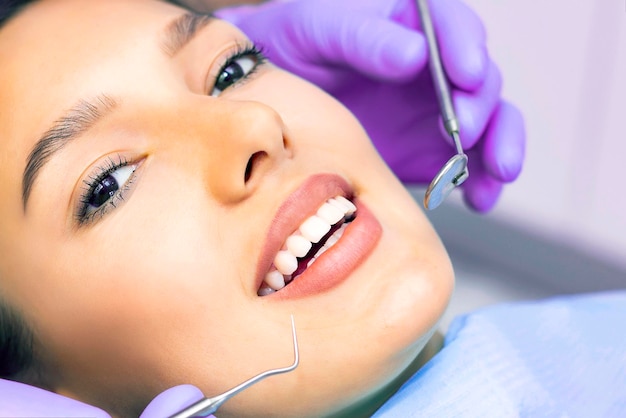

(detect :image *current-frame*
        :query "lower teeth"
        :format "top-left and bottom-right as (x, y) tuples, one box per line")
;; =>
(258, 214), (354, 296)
(306, 222), (347, 267)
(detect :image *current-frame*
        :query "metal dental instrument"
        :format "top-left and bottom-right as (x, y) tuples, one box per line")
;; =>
(169, 315), (299, 418)
(417, 0), (469, 211)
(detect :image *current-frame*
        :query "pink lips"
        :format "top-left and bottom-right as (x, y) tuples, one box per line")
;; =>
(255, 173), (382, 299)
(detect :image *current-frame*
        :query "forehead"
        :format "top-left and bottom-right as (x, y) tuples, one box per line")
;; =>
(0, 0), (181, 112)
(0, 0), (182, 198)
(0, 0), (181, 92)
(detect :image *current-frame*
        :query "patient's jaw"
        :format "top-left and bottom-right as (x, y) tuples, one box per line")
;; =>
(0, 0), (453, 416)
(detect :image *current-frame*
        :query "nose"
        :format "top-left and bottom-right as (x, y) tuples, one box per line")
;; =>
(173, 98), (289, 204)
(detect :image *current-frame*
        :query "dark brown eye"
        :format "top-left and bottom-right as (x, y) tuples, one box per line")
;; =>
(78, 163), (137, 224)
(88, 175), (119, 208)
(211, 54), (258, 97)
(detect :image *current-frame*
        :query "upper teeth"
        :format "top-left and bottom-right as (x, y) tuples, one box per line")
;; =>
(258, 196), (356, 296)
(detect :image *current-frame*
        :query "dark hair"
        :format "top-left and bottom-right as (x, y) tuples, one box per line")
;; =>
(1, 0), (39, 382)
(0, 0), (36, 29)
(0, 299), (35, 380)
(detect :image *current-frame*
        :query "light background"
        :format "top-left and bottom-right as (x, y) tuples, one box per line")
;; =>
(422, 0), (626, 326)
(466, 0), (626, 268)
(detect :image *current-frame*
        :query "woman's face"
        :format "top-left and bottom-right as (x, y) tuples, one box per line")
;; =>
(0, 0), (453, 416)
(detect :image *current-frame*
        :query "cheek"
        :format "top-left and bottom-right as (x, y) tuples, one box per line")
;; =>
(378, 247), (454, 341)
(29, 175), (248, 378)
(371, 194), (455, 346)
(34, 223), (256, 407)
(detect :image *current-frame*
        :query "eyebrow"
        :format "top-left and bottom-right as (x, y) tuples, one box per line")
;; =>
(22, 95), (118, 211)
(21, 12), (214, 211)
(160, 11), (215, 57)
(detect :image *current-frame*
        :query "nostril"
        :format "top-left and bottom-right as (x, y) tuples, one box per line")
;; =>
(244, 151), (267, 183)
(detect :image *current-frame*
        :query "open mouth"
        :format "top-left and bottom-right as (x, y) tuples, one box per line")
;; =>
(257, 195), (357, 296)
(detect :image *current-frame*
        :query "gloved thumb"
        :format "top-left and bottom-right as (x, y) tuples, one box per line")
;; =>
(139, 385), (208, 418)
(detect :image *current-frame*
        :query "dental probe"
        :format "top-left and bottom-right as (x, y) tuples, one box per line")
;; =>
(169, 315), (299, 418)
(416, 0), (469, 210)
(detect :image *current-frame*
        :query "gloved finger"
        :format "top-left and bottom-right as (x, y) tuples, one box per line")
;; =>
(0, 378), (111, 418)
(313, 14), (428, 83)
(482, 100), (526, 182)
(450, 61), (502, 149)
(430, 0), (488, 91)
(139, 385), (207, 418)
(462, 147), (504, 212)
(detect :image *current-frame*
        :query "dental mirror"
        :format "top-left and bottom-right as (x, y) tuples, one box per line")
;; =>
(417, 0), (470, 211)
(423, 153), (468, 210)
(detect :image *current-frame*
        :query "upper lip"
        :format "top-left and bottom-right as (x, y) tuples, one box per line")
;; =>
(254, 173), (352, 294)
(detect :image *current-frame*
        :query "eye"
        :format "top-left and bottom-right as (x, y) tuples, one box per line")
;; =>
(77, 156), (142, 226)
(210, 44), (266, 97)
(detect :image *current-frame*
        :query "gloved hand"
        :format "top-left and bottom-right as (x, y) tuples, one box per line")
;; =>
(0, 378), (109, 418)
(216, 0), (525, 212)
(139, 385), (210, 418)
(0, 378), (208, 418)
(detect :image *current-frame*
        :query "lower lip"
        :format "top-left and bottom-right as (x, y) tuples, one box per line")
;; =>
(271, 200), (382, 299)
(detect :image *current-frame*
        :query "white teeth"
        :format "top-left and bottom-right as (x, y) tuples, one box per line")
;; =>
(316, 202), (345, 225)
(265, 270), (286, 290)
(274, 251), (298, 275)
(328, 198), (349, 213)
(305, 223), (348, 271)
(299, 215), (331, 243)
(317, 223), (347, 257)
(334, 196), (357, 215)
(286, 235), (312, 258)
(259, 196), (356, 296)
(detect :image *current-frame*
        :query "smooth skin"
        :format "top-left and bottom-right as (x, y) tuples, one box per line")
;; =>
(0, 0), (453, 416)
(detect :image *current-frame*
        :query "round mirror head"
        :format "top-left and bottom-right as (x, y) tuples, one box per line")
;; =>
(423, 154), (468, 210)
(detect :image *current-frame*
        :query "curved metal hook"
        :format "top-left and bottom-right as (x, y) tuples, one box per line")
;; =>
(169, 315), (299, 418)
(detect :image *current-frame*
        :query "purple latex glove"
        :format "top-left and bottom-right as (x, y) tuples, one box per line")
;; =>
(216, 0), (525, 212)
(0, 378), (109, 418)
(0, 378), (208, 418)
(139, 385), (210, 418)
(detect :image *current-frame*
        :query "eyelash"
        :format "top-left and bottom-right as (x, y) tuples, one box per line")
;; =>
(74, 44), (264, 226)
(209, 42), (267, 96)
(76, 155), (140, 226)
